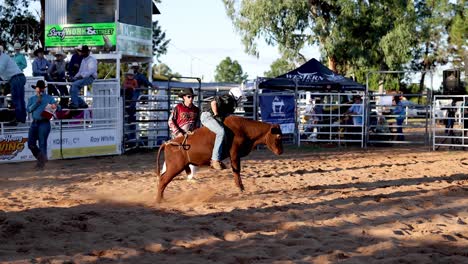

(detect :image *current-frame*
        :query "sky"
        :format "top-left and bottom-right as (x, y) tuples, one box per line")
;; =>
(155, 0), (319, 82)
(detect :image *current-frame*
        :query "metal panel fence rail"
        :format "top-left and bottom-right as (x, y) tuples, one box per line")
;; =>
(433, 95), (468, 150)
(365, 93), (431, 147)
(0, 79), (122, 163)
(123, 85), (169, 151)
(298, 92), (365, 147)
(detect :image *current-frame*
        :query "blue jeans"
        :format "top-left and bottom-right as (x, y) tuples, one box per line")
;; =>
(28, 120), (51, 160)
(70, 77), (94, 106)
(201, 112), (224, 161)
(10, 74), (26, 122)
(396, 117), (405, 141)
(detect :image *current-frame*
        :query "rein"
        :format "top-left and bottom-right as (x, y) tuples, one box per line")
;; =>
(164, 132), (193, 162)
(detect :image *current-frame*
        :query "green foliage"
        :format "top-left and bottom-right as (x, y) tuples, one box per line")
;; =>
(214, 57), (248, 83)
(152, 20), (170, 62)
(448, 0), (467, 66)
(223, 0), (418, 75)
(152, 63), (181, 80)
(0, 0), (40, 52)
(264, 58), (296, 78)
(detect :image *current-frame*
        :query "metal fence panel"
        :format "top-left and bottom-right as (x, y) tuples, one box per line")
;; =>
(433, 95), (468, 150)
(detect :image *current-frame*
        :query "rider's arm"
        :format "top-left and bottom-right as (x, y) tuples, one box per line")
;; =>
(211, 100), (218, 116)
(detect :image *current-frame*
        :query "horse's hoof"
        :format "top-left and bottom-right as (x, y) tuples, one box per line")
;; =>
(239, 185), (245, 192)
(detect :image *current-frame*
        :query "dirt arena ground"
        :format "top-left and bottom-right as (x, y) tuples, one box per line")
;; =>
(0, 146), (467, 263)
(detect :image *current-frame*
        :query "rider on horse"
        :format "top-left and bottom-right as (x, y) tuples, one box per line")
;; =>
(200, 88), (243, 170)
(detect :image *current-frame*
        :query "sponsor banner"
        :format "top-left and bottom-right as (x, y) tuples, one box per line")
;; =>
(45, 23), (117, 51)
(0, 134), (41, 163)
(279, 123), (295, 134)
(50, 129), (120, 159)
(259, 95), (296, 134)
(117, 22), (152, 57)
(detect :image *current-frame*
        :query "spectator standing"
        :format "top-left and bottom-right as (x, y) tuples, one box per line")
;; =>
(393, 94), (405, 141)
(27, 80), (58, 169)
(123, 70), (138, 121)
(69, 45), (97, 109)
(346, 95), (363, 126)
(0, 47), (27, 124)
(130, 62), (156, 100)
(12, 43), (27, 72)
(32, 48), (51, 80)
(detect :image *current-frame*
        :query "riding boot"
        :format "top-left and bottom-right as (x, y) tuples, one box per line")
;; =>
(211, 160), (226, 170)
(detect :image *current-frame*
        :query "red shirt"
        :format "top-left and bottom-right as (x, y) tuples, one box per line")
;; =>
(123, 78), (138, 90)
(168, 103), (200, 138)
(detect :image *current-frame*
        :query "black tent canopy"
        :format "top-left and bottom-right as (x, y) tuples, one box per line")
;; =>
(259, 58), (365, 91)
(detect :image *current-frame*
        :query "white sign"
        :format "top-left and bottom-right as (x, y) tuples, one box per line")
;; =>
(50, 129), (120, 159)
(0, 133), (52, 163)
(280, 123), (295, 134)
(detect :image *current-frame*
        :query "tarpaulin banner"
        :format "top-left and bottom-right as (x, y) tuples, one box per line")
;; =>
(45, 23), (117, 51)
(259, 95), (295, 133)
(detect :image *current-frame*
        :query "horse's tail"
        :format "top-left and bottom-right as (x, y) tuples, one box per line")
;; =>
(156, 143), (166, 182)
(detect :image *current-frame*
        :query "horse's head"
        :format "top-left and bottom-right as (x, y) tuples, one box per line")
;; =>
(265, 124), (283, 155)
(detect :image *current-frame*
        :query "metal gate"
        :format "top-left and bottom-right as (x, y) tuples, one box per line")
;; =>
(123, 83), (169, 151)
(298, 91), (366, 147)
(366, 92), (431, 147)
(433, 95), (468, 150)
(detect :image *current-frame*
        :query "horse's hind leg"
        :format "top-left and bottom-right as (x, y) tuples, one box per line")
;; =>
(156, 162), (186, 203)
(230, 155), (244, 192)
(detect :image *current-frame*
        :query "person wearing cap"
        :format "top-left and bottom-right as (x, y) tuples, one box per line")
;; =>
(67, 45), (83, 78)
(123, 69), (138, 125)
(12, 42), (27, 72)
(392, 94), (405, 141)
(345, 95), (363, 126)
(27, 80), (58, 169)
(48, 50), (69, 106)
(130, 62), (157, 98)
(70, 45), (97, 108)
(200, 90), (241, 170)
(167, 87), (200, 180)
(32, 48), (51, 79)
(0, 46), (27, 124)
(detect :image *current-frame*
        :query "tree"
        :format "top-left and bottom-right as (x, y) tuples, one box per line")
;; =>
(264, 58), (296, 78)
(214, 57), (248, 83)
(409, 0), (452, 93)
(447, 0), (467, 67)
(0, 0), (40, 51)
(222, 0), (416, 78)
(153, 63), (181, 80)
(152, 20), (170, 62)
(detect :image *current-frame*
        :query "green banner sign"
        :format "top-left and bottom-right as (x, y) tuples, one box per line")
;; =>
(45, 23), (117, 49)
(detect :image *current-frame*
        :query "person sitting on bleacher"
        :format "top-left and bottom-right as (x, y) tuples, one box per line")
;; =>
(69, 45), (97, 109)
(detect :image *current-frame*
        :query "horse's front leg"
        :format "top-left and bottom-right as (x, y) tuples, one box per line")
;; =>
(230, 155), (244, 192)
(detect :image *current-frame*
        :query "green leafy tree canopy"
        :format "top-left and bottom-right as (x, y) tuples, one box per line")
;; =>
(264, 58), (296, 78)
(214, 56), (248, 83)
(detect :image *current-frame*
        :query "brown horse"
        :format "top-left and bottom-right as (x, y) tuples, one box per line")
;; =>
(155, 115), (283, 203)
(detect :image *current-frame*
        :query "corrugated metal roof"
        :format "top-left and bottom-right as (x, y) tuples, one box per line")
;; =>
(45, 0), (67, 25)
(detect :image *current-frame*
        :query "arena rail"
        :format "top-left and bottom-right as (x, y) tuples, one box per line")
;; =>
(432, 95), (467, 150)
(0, 78), (122, 163)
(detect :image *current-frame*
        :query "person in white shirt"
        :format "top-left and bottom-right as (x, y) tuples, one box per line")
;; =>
(69, 45), (97, 108)
(345, 95), (363, 126)
(0, 47), (26, 124)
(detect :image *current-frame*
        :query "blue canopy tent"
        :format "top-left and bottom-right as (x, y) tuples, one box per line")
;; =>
(259, 58), (365, 91)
